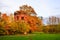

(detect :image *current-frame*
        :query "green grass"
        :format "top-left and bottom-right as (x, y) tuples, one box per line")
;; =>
(0, 33), (60, 40)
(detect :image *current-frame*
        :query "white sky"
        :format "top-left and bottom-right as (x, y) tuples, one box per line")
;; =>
(0, 0), (60, 18)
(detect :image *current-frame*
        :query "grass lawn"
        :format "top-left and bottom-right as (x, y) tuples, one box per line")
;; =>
(0, 33), (60, 40)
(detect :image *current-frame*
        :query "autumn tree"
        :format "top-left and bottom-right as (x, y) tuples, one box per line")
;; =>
(46, 16), (60, 33)
(0, 19), (7, 35)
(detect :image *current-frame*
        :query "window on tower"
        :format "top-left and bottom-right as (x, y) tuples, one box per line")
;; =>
(17, 16), (19, 20)
(21, 17), (24, 20)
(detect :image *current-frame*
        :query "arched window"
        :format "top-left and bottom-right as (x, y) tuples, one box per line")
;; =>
(21, 17), (24, 20)
(17, 16), (19, 20)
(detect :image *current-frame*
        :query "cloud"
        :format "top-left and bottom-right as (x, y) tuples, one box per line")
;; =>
(0, 0), (60, 18)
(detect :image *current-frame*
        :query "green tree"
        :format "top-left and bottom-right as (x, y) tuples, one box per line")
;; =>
(17, 21), (30, 34)
(0, 20), (7, 35)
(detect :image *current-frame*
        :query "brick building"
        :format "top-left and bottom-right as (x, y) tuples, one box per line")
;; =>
(14, 5), (42, 32)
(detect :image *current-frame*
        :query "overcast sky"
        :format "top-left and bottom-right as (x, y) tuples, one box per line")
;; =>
(0, 0), (60, 18)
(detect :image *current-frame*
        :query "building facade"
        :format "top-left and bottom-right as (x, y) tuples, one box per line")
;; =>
(14, 5), (43, 32)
